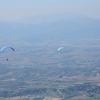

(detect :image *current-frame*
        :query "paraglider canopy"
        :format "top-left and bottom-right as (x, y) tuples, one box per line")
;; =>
(0, 46), (14, 52)
(58, 47), (63, 51)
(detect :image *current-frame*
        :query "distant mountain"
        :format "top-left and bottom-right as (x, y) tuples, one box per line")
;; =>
(0, 13), (100, 43)
(16, 13), (90, 24)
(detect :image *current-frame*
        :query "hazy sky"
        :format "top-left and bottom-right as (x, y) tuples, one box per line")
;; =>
(0, 0), (100, 21)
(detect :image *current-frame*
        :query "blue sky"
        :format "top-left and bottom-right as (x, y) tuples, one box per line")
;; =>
(0, 0), (100, 21)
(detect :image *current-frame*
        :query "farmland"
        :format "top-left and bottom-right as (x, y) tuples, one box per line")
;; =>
(0, 39), (100, 100)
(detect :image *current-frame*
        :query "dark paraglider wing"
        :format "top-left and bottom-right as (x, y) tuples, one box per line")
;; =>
(0, 46), (14, 52)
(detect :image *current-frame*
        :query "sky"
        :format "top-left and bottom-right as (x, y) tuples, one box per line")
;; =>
(0, 0), (100, 21)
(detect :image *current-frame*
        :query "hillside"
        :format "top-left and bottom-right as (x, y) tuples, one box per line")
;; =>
(0, 13), (100, 43)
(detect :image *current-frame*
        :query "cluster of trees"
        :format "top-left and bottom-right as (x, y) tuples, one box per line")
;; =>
(0, 82), (100, 99)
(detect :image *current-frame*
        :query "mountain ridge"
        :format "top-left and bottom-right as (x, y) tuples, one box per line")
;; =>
(0, 13), (100, 43)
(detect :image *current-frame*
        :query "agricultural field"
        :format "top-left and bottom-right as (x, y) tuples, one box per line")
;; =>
(0, 39), (100, 100)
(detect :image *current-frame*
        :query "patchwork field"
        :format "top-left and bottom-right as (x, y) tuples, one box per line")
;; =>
(0, 39), (100, 100)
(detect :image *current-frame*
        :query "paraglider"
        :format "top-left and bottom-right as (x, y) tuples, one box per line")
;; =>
(58, 47), (63, 54)
(0, 46), (14, 61)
